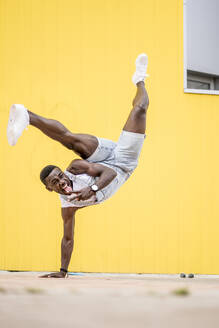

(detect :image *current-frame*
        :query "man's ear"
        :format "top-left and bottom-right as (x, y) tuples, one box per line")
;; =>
(46, 185), (53, 192)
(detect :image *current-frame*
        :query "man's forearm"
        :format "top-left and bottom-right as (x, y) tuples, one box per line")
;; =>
(96, 168), (117, 190)
(61, 237), (74, 271)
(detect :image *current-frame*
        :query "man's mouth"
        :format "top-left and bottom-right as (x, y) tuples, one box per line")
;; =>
(62, 183), (73, 194)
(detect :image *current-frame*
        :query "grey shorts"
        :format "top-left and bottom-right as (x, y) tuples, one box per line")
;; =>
(87, 130), (146, 173)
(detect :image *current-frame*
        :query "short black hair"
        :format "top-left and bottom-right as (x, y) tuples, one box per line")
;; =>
(40, 165), (59, 184)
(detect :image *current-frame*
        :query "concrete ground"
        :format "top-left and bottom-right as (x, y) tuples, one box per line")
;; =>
(0, 271), (219, 328)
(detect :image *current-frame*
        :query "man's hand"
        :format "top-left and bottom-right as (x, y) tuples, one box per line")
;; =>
(67, 187), (96, 202)
(39, 271), (68, 278)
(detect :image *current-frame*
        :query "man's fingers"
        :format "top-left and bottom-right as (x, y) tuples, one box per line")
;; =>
(68, 193), (82, 201)
(68, 196), (79, 201)
(39, 273), (58, 278)
(39, 274), (50, 278)
(39, 273), (64, 278)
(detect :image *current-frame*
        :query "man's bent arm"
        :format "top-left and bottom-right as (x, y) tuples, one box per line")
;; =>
(67, 160), (117, 201)
(61, 207), (77, 272)
(93, 164), (117, 190)
(67, 160), (117, 190)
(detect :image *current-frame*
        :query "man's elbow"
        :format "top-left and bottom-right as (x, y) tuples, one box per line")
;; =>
(62, 237), (74, 249)
(112, 171), (117, 179)
(110, 170), (117, 181)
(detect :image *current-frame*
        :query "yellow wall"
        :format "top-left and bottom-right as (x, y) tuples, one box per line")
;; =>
(1, 0), (219, 274)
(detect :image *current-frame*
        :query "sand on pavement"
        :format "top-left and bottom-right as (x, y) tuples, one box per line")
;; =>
(1, 271), (219, 328)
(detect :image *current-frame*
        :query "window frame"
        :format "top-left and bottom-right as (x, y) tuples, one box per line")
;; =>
(187, 71), (215, 90)
(183, 0), (219, 95)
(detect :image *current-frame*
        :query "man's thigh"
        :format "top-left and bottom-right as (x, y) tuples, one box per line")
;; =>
(86, 137), (117, 163)
(114, 130), (145, 172)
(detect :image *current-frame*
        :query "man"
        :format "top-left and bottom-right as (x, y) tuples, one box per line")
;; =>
(7, 54), (149, 278)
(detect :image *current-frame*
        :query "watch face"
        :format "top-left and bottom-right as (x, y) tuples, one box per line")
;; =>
(91, 184), (98, 191)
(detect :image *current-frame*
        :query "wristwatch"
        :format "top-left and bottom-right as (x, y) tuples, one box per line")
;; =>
(91, 184), (99, 192)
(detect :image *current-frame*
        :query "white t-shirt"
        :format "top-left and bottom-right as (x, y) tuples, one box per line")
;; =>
(59, 168), (129, 208)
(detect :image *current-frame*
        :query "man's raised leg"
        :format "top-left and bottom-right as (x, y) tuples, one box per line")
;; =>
(123, 81), (149, 134)
(7, 104), (98, 159)
(28, 111), (98, 159)
(123, 53), (149, 134)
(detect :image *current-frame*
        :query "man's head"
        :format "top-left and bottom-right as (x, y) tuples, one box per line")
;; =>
(40, 165), (73, 195)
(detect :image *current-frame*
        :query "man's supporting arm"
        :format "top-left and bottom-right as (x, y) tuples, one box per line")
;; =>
(61, 207), (76, 271)
(39, 207), (77, 278)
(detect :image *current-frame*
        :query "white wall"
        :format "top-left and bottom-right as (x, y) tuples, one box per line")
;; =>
(186, 0), (219, 75)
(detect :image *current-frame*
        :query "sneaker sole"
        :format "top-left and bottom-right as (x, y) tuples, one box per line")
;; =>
(7, 104), (29, 146)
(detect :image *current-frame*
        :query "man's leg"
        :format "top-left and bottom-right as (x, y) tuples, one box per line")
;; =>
(123, 81), (149, 134)
(28, 111), (98, 159)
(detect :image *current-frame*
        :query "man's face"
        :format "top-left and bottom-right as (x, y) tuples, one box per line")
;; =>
(44, 168), (73, 195)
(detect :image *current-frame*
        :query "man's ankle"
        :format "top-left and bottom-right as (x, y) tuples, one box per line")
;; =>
(136, 81), (145, 87)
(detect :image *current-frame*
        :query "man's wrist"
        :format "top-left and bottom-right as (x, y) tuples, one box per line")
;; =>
(60, 267), (68, 274)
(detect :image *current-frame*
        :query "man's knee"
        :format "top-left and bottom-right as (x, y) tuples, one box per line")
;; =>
(133, 103), (148, 117)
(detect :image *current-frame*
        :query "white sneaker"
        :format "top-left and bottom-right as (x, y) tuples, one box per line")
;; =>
(132, 53), (149, 85)
(7, 104), (29, 146)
